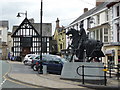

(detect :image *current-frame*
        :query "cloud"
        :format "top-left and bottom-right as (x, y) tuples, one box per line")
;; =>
(0, 0), (95, 34)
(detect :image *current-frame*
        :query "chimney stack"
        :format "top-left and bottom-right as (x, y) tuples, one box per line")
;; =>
(84, 8), (88, 13)
(96, 0), (106, 6)
(56, 18), (59, 28)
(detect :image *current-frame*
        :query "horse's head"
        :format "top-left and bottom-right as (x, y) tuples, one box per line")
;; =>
(66, 28), (78, 36)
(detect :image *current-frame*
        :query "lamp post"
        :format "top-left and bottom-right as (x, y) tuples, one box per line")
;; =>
(39, 0), (43, 74)
(16, 11), (27, 18)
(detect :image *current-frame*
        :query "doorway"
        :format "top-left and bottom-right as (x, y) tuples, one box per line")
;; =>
(21, 47), (31, 57)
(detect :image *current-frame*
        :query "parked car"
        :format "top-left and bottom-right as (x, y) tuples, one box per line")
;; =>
(31, 55), (40, 71)
(23, 54), (37, 65)
(37, 54), (67, 74)
(31, 54), (50, 71)
(14, 56), (22, 62)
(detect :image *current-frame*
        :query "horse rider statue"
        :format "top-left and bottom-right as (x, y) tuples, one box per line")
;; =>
(78, 23), (87, 49)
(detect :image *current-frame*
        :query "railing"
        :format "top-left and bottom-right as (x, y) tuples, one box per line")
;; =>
(76, 64), (120, 86)
(103, 63), (120, 80)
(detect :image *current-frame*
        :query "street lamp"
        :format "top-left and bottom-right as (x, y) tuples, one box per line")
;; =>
(16, 11), (27, 18)
(39, 0), (43, 74)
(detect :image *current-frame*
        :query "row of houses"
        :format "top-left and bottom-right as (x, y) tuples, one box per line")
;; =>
(62, 0), (120, 67)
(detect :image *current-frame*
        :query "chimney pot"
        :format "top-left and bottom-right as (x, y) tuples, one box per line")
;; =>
(84, 8), (88, 13)
(56, 18), (60, 28)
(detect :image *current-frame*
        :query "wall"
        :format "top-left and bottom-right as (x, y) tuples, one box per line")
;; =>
(1, 27), (7, 42)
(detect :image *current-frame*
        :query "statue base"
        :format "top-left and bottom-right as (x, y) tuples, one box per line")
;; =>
(61, 62), (104, 80)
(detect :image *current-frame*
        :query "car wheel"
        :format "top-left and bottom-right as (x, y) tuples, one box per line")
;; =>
(33, 65), (37, 71)
(24, 61), (27, 65)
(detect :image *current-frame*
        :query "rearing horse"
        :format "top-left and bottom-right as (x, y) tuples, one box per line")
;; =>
(66, 28), (105, 62)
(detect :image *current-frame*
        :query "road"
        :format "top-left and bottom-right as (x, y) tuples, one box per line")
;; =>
(0, 60), (95, 90)
(0, 60), (38, 89)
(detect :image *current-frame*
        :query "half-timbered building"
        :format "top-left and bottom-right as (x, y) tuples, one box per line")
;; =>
(11, 18), (52, 57)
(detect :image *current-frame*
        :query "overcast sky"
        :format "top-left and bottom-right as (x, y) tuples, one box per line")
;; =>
(0, 0), (96, 34)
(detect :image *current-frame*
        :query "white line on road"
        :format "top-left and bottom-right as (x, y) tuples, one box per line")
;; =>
(0, 79), (6, 88)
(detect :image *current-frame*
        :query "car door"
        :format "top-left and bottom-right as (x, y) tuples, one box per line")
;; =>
(48, 57), (62, 73)
(53, 58), (63, 72)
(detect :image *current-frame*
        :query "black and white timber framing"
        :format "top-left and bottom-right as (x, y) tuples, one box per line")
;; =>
(11, 18), (52, 57)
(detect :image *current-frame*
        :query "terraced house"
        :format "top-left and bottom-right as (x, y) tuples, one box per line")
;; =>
(104, 0), (120, 69)
(66, 0), (120, 72)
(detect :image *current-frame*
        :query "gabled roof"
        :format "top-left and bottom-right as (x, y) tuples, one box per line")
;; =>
(12, 19), (52, 37)
(11, 18), (39, 37)
(70, 1), (110, 25)
(31, 23), (52, 36)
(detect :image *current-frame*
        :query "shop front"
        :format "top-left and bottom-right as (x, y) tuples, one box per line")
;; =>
(104, 44), (120, 70)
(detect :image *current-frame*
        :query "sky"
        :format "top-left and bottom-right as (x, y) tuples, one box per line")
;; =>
(0, 0), (96, 35)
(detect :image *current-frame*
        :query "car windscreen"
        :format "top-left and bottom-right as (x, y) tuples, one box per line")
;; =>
(52, 56), (67, 63)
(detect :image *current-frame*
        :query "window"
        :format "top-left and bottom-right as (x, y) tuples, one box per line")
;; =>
(96, 29), (99, 40)
(104, 36), (108, 42)
(104, 28), (108, 34)
(104, 28), (109, 42)
(97, 15), (100, 24)
(106, 11), (109, 21)
(100, 28), (103, 41)
(116, 6), (119, 17)
(60, 44), (62, 49)
(90, 31), (95, 39)
(87, 17), (91, 29)
(117, 24), (120, 42)
(0, 30), (2, 35)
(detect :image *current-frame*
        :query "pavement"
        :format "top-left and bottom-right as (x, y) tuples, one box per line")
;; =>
(6, 61), (120, 89)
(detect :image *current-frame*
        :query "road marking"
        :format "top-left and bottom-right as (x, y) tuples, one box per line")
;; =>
(2, 61), (39, 88)
(2, 61), (49, 89)
(0, 79), (6, 88)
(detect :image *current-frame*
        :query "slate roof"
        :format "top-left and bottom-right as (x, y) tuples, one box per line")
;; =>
(70, 1), (110, 25)
(106, 0), (120, 8)
(32, 23), (52, 36)
(12, 18), (52, 37)
(0, 21), (9, 28)
(57, 27), (65, 33)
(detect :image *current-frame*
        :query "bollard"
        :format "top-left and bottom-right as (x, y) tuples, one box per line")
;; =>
(104, 66), (107, 86)
(82, 65), (85, 84)
(43, 65), (47, 74)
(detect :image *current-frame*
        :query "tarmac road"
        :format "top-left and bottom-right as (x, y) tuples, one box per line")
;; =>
(0, 60), (44, 89)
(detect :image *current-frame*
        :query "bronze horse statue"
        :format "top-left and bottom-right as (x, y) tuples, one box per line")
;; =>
(66, 28), (105, 62)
